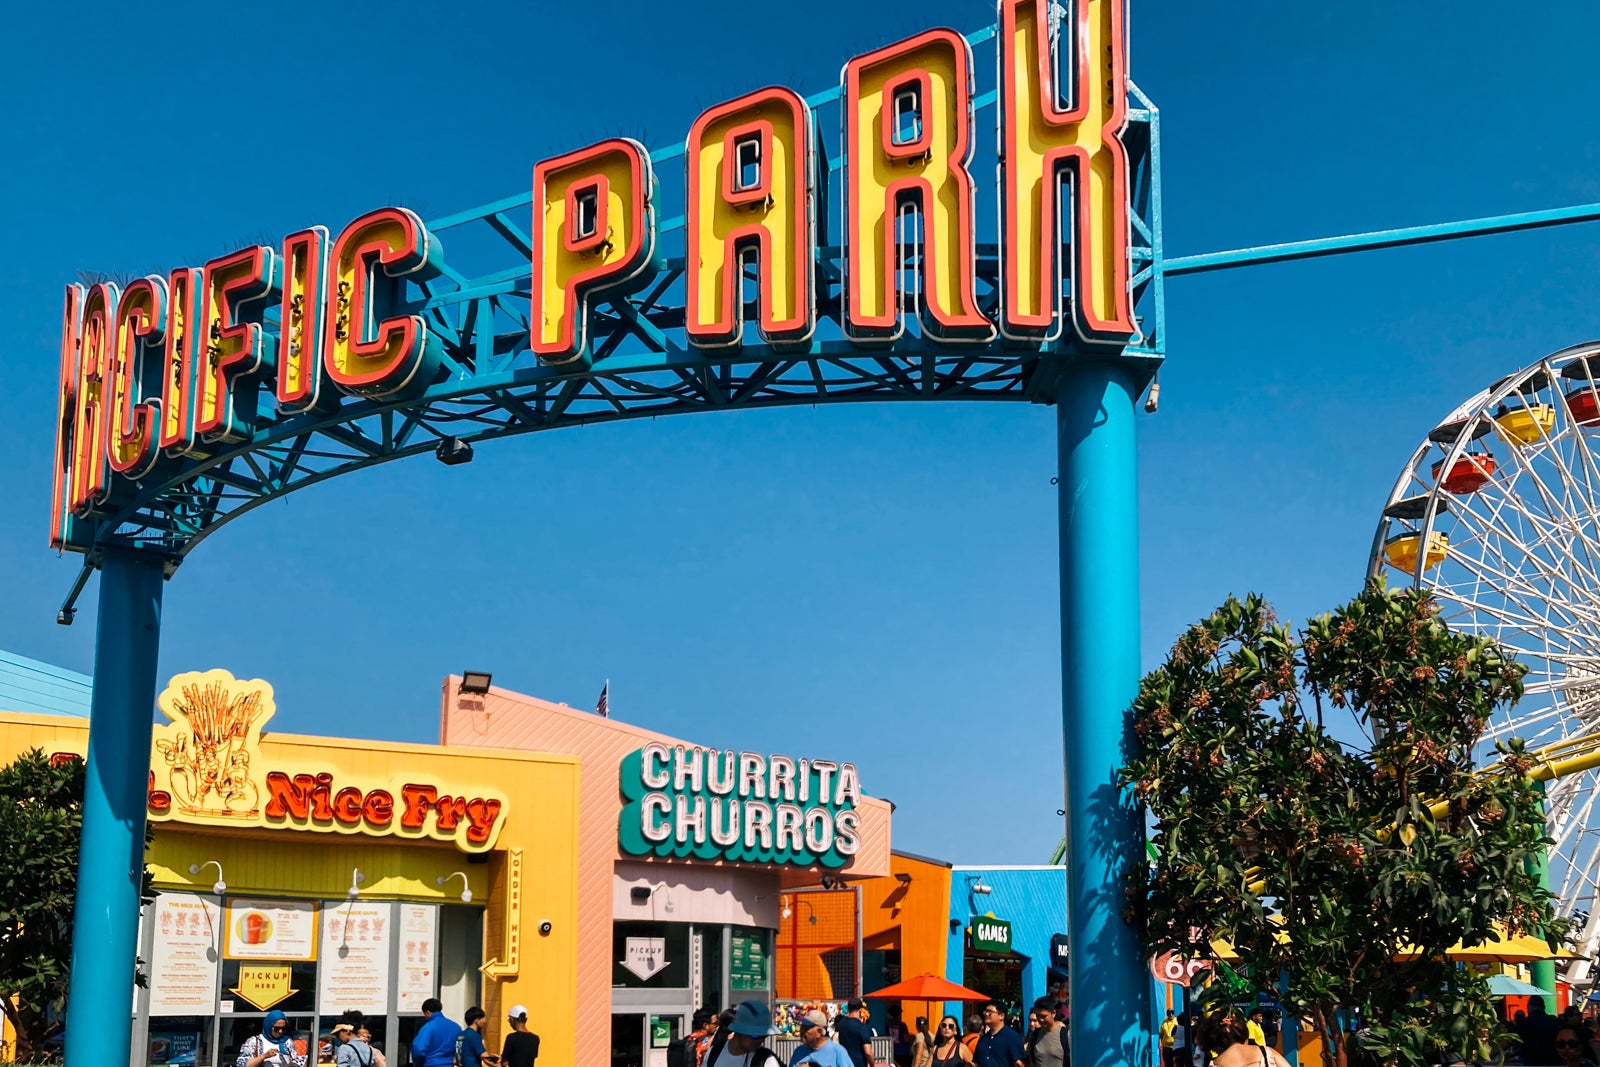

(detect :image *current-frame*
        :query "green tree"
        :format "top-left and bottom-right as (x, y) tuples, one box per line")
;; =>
(1121, 583), (1561, 1067)
(0, 749), (150, 1060)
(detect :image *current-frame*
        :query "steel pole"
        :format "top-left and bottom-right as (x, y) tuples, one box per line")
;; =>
(1058, 360), (1148, 1067)
(65, 549), (164, 1067)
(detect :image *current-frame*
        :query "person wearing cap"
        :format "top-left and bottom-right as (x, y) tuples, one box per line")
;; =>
(705, 1000), (781, 1067)
(835, 1000), (876, 1067)
(499, 1004), (540, 1067)
(331, 1024), (374, 1067)
(790, 1012), (852, 1067)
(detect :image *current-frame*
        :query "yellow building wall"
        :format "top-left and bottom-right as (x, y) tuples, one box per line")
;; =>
(0, 711), (580, 1065)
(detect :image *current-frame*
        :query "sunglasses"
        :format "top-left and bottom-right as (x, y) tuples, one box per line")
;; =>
(1558, 1041), (1583, 1049)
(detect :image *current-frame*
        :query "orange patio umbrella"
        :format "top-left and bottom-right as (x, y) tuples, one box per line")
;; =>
(864, 974), (991, 1002)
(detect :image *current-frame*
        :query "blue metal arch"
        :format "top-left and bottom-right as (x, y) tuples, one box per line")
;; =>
(58, 24), (1165, 604)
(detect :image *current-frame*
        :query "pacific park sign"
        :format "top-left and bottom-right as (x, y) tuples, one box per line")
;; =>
(50, 0), (1133, 549)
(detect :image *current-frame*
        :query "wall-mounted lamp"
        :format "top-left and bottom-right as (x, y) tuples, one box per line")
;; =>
(894, 873), (912, 885)
(820, 874), (845, 890)
(347, 868), (366, 899)
(438, 872), (472, 903)
(189, 860), (226, 895)
(653, 881), (675, 914)
(971, 881), (992, 895)
(949, 918), (963, 934)
(459, 671), (493, 695)
(630, 886), (651, 905)
(781, 895), (792, 920)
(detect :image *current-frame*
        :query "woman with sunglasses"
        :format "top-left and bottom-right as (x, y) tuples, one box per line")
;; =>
(239, 1011), (307, 1067)
(1556, 1026), (1598, 1067)
(929, 1017), (973, 1066)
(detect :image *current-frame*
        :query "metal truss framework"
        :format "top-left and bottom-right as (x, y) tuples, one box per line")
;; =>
(60, 22), (1165, 603)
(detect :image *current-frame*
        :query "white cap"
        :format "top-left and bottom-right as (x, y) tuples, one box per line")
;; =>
(508, 1006), (528, 1021)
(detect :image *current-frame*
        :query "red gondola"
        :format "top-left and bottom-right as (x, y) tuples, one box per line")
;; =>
(1430, 453), (1496, 495)
(1566, 387), (1600, 427)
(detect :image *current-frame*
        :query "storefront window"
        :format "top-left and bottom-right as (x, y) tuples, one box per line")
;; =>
(611, 921), (691, 988)
(220, 1015), (319, 1067)
(146, 1015), (213, 1067)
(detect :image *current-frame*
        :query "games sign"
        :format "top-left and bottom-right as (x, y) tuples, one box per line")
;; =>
(50, 0), (1133, 550)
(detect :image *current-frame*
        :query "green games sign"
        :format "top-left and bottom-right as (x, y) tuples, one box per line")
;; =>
(619, 744), (862, 868)
(972, 916), (1013, 953)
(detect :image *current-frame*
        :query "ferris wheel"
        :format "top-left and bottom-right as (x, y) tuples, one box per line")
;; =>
(1370, 340), (1600, 981)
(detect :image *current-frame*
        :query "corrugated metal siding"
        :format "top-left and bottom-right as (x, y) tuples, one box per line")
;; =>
(0, 649), (91, 717)
(945, 866), (1068, 1013)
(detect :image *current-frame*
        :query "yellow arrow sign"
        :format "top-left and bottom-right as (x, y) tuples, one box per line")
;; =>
(232, 962), (297, 1010)
(480, 848), (523, 980)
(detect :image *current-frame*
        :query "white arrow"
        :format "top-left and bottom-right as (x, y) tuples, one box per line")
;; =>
(620, 936), (668, 981)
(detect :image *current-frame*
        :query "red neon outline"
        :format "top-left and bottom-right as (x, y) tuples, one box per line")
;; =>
(880, 71), (935, 160)
(276, 226), (331, 412)
(195, 245), (274, 441)
(842, 29), (991, 341)
(685, 87), (816, 349)
(323, 207), (436, 397)
(107, 276), (167, 478)
(70, 283), (117, 515)
(721, 121), (773, 206)
(49, 284), (85, 549)
(998, 0), (1134, 342)
(159, 268), (202, 456)
(530, 138), (656, 364)
(563, 177), (610, 254)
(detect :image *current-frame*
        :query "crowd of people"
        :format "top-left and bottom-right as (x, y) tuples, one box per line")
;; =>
(672, 996), (1068, 1067)
(232, 1000), (540, 1067)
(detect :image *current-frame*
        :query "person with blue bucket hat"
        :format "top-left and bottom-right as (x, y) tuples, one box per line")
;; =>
(705, 1001), (781, 1067)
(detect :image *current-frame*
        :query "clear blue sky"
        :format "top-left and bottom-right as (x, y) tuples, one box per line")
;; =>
(5, 1), (1600, 864)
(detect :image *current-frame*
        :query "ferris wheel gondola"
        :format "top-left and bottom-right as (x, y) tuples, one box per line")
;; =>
(1370, 340), (1600, 981)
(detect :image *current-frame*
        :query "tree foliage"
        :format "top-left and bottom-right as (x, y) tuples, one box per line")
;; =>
(0, 749), (151, 1060)
(1121, 583), (1562, 1067)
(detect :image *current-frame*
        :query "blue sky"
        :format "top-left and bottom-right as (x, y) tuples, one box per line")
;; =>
(5, 1), (1600, 863)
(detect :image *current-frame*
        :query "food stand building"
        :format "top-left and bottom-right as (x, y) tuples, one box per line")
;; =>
(0, 657), (892, 1067)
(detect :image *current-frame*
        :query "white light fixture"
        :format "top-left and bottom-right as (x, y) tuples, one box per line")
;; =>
(438, 872), (472, 903)
(781, 895), (793, 920)
(189, 860), (226, 895)
(972, 881), (992, 895)
(348, 868), (366, 899)
(653, 881), (675, 913)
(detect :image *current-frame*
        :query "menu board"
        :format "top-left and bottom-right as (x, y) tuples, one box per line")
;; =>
(224, 899), (319, 961)
(729, 934), (767, 991)
(396, 904), (438, 1011)
(319, 902), (391, 1015)
(150, 894), (222, 1014)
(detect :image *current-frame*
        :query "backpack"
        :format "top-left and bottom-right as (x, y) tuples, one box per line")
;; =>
(667, 1037), (689, 1067)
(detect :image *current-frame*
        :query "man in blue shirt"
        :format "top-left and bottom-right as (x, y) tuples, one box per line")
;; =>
(411, 998), (462, 1067)
(457, 1008), (490, 1067)
(789, 1013), (853, 1067)
(834, 1000), (875, 1067)
(973, 1003), (1025, 1067)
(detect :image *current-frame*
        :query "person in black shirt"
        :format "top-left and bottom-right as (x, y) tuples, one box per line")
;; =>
(500, 1005), (539, 1067)
(835, 999), (876, 1067)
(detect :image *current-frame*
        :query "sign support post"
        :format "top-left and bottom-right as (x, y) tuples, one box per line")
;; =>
(1057, 360), (1148, 1067)
(65, 549), (164, 1067)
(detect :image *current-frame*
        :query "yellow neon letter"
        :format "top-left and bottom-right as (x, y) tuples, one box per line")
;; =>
(50, 284), (85, 549)
(1000, 0), (1134, 343)
(686, 88), (816, 348)
(843, 29), (991, 343)
(107, 276), (167, 479)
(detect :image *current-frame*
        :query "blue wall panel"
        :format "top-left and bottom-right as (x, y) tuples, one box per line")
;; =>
(944, 866), (1068, 1024)
(0, 648), (91, 718)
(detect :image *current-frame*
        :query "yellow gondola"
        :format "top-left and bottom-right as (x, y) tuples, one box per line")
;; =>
(1384, 531), (1449, 571)
(1493, 403), (1556, 445)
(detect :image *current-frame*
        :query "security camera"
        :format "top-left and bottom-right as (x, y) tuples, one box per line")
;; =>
(539, 921), (552, 936)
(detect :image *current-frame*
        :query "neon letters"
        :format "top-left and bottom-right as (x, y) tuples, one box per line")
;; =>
(52, 0), (1134, 548)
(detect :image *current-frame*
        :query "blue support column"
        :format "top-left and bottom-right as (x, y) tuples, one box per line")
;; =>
(1058, 360), (1148, 1067)
(65, 549), (164, 1067)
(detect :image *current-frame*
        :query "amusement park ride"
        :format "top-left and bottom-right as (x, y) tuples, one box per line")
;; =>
(40, 0), (1600, 1064)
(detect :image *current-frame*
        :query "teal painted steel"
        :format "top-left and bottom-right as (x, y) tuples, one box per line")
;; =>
(1057, 363), (1149, 1067)
(64, 550), (164, 1067)
(0, 647), (91, 717)
(50, 16), (1166, 599)
(1165, 201), (1600, 277)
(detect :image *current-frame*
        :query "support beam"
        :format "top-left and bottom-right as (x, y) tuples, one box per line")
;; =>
(1058, 360), (1148, 1067)
(64, 549), (165, 1067)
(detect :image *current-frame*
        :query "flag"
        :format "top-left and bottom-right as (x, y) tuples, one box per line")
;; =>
(596, 681), (609, 718)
